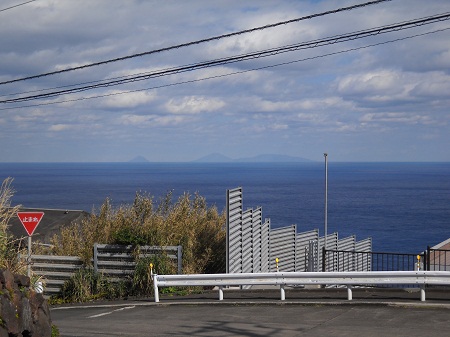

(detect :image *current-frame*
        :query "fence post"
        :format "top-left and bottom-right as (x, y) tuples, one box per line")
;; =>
(153, 274), (160, 303)
(177, 245), (182, 274)
(93, 243), (98, 274)
(426, 246), (431, 271)
(322, 246), (326, 272)
(280, 285), (285, 301)
(347, 285), (353, 300)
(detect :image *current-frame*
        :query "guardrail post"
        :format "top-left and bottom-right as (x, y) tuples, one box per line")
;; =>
(347, 285), (352, 300)
(93, 243), (98, 274)
(177, 245), (183, 274)
(280, 285), (285, 301)
(420, 285), (426, 302)
(153, 274), (160, 303)
(219, 286), (224, 301)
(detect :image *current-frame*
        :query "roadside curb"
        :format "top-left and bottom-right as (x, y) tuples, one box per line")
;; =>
(51, 299), (450, 311)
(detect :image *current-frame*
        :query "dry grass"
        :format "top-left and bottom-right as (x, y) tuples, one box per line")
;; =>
(50, 191), (226, 274)
(0, 177), (27, 273)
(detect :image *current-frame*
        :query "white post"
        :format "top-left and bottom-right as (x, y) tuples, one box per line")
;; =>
(420, 286), (426, 302)
(280, 285), (285, 301)
(219, 286), (224, 301)
(153, 274), (160, 303)
(347, 285), (353, 300)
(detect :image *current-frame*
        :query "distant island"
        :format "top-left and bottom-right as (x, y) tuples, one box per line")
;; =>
(193, 153), (312, 163)
(128, 153), (312, 163)
(128, 155), (149, 163)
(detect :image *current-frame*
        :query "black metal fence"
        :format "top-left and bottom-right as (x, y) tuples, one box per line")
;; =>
(322, 248), (424, 272)
(323, 247), (450, 272)
(427, 246), (450, 271)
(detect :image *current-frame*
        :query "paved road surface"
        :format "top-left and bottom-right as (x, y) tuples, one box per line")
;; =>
(51, 289), (450, 337)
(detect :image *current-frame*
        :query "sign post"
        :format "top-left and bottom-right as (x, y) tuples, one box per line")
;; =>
(17, 212), (44, 277)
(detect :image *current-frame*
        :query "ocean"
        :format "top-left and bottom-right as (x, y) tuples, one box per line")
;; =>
(1, 162), (449, 254)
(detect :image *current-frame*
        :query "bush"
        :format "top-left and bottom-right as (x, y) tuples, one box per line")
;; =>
(50, 191), (226, 273)
(58, 267), (130, 302)
(49, 191), (226, 301)
(131, 253), (174, 296)
(59, 268), (107, 302)
(0, 178), (26, 274)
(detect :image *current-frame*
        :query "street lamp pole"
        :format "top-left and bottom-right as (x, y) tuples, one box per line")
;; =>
(324, 153), (328, 251)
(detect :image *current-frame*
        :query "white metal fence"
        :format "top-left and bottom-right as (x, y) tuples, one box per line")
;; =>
(153, 270), (450, 302)
(226, 187), (372, 274)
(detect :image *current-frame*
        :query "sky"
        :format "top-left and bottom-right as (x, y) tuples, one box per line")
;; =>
(0, 0), (449, 162)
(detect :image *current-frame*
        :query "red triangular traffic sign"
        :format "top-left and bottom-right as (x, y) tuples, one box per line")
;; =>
(17, 212), (44, 236)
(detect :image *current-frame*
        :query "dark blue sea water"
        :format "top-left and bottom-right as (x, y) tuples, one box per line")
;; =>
(1, 162), (449, 254)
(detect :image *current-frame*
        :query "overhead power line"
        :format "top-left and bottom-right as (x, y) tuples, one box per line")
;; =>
(0, 0), (391, 86)
(0, 0), (36, 13)
(0, 27), (447, 112)
(2, 11), (449, 104)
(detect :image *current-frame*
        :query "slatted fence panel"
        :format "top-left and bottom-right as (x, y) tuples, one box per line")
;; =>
(252, 207), (262, 272)
(30, 255), (83, 296)
(93, 244), (182, 280)
(296, 229), (319, 272)
(320, 233), (338, 272)
(241, 209), (253, 273)
(269, 225), (297, 272)
(261, 219), (270, 272)
(337, 236), (356, 271)
(355, 238), (372, 271)
(227, 187), (243, 274)
(225, 187), (372, 275)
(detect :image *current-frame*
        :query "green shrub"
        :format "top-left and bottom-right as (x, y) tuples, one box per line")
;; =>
(131, 253), (176, 296)
(60, 268), (111, 302)
(51, 324), (60, 337)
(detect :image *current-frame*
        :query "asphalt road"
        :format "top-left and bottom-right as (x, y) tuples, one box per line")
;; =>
(52, 300), (450, 337)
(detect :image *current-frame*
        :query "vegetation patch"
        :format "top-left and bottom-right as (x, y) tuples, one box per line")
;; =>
(2, 177), (226, 302)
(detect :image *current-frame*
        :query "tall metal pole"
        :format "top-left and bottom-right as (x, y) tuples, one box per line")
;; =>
(324, 153), (328, 251)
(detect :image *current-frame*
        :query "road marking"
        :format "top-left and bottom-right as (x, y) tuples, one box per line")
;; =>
(88, 306), (135, 318)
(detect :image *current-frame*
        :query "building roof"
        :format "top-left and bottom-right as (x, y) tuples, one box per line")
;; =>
(431, 238), (450, 250)
(7, 207), (89, 243)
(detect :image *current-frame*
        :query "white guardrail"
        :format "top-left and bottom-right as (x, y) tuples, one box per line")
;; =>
(153, 271), (450, 303)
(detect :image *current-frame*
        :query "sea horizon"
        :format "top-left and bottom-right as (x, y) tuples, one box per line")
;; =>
(1, 160), (450, 163)
(1, 162), (449, 254)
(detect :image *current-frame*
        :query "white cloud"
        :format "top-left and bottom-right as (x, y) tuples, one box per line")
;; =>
(411, 72), (450, 97)
(337, 69), (450, 108)
(360, 113), (434, 125)
(165, 96), (225, 114)
(1, 0), (450, 161)
(119, 114), (186, 127)
(101, 91), (157, 108)
(271, 123), (288, 130)
(48, 124), (71, 132)
(337, 70), (408, 96)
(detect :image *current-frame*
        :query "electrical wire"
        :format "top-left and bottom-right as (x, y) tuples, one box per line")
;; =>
(0, 0), (36, 13)
(0, 0), (392, 86)
(1, 26), (447, 111)
(2, 11), (449, 104)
